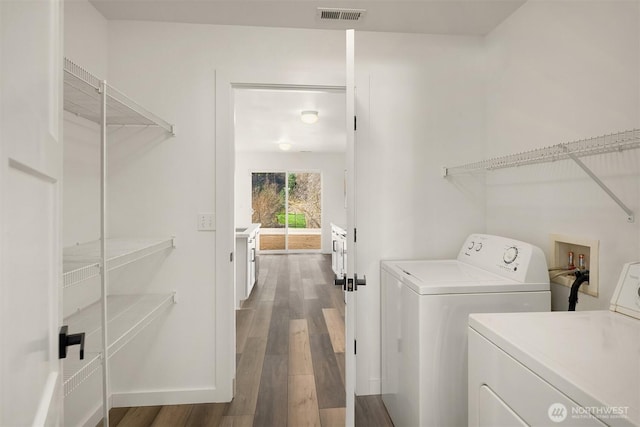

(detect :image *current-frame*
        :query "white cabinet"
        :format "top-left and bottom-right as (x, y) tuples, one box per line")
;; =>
(331, 223), (347, 277)
(236, 224), (260, 308)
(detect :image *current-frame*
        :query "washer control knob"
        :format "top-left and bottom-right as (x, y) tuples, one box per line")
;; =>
(503, 247), (518, 264)
(475, 242), (483, 252)
(468, 241), (475, 250)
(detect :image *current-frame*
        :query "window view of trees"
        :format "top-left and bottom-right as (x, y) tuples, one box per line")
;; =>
(287, 172), (321, 228)
(251, 173), (286, 228)
(252, 171), (322, 251)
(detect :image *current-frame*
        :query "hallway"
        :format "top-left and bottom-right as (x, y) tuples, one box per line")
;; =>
(102, 254), (392, 426)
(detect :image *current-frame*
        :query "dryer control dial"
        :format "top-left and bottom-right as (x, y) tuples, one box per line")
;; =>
(503, 247), (519, 264)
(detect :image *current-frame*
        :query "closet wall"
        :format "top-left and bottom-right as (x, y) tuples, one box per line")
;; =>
(483, 1), (640, 311)
(235, 151), (346, 254)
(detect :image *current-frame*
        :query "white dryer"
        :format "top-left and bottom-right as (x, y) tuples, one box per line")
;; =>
(381, 234), (550, 427)
(468, 262), (640, 427)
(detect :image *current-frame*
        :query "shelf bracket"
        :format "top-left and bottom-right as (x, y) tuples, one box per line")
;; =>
(564, 148), (634, 223)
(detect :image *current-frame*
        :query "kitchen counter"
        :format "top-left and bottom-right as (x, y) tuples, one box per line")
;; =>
(235, 223), (261, 238)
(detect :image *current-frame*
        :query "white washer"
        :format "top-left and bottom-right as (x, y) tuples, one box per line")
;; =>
(468, 262), (640, 427)
(381, 234), (550, 427)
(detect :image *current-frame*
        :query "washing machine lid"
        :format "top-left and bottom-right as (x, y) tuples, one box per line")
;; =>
(385, 259), (549, 295)
(469, 310), (640, 426)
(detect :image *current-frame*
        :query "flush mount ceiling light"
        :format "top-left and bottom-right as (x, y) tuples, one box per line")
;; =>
(300, 110), (319, 124)
(278, 142), (292, 151)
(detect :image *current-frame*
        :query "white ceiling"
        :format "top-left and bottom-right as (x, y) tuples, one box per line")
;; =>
(89, 0), (526, 154)
(89, 0), (526, 36)
(234, 88), (347, 153)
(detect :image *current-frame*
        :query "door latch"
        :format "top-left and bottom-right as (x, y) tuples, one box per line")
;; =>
(334, 273), (366, 292)
(59, 325), (85, 360)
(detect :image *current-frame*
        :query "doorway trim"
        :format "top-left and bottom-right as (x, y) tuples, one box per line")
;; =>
(215, 70), (346, 399)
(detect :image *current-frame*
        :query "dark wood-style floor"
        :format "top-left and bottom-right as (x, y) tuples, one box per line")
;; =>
(101, 254), (393, 427)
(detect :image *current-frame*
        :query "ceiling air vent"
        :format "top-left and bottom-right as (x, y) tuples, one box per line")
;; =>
(317, 8), (366, 22)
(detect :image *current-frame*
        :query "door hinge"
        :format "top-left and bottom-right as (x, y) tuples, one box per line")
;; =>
(354, 228), (357, 243)
(354, 339), (357, 355)
(354, 115), (357, 131)
(230, 252), (234, 262)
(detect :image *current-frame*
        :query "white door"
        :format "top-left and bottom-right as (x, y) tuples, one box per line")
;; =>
(344, 29), (357, 427)
(0, 1), (64, 425)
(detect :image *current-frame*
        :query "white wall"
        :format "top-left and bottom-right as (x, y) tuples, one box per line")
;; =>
(484, 1), (640, 311)
(63, 0), (108, 247)
(235, 151), (346, 254)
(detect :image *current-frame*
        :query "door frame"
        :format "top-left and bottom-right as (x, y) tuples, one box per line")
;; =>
(215, 72), (346, 400)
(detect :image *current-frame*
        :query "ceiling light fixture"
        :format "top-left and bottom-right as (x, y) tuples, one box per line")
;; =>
(279, 142), (292, 151)
(300, 110), (319, 124)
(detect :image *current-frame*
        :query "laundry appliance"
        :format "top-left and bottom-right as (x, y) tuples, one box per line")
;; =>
(381, 233), (550, 427)
(468, 261), (640, 426)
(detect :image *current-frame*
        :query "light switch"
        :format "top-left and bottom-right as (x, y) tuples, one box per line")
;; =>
(198, 213), (215, 231)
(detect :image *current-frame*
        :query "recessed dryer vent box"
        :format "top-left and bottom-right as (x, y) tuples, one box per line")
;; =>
(549, 234), (599, 297)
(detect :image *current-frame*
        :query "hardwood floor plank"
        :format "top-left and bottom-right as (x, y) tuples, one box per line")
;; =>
(315, 284), (334, 308)
(185, 403), (227, 427)
(253, 355), (288, 427)
(329, 288), (345, 318)
(116, 406), (162, 427)
(318, 255), (336, 283)
(355, 395), (394, 427)
(236, 308), (255, 354)
(220, 415), (254, 427)
(335, 352), (346, 386)
(289, 319), (313, 376)
(258, 258), (279, 302)
(288, 375), (321, 427)
(247, 301), (272, 338)
(227, 337), (267, 416)
(236, 337), (268, 384)
(289, 288), (305, 319)
(96, 407), (130, 427)
(309, 259), (326, 285)
(265, 305), (289, 355)
(304, 299), (329, 336)
(310, 334), (346, 409)
(319, 407), (346, 427)
(322, 308), (345, 353)
(302, 278), (318, 299)
(150, 405), (193, 426)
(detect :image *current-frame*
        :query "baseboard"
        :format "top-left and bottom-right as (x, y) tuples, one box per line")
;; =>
(112, 388), (226, 407)
(80, 395), (111, 427)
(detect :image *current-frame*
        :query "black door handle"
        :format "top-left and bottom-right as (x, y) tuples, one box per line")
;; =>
(59, 325), (85, 360)
(334, 273), (347, 290)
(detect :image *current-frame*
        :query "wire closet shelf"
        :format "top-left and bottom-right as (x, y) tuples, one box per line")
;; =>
(63, 58), (175, 135)
(63, 238), (175, 288)
(442, 129), (640, 223)
(442, 129), (640, 176)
